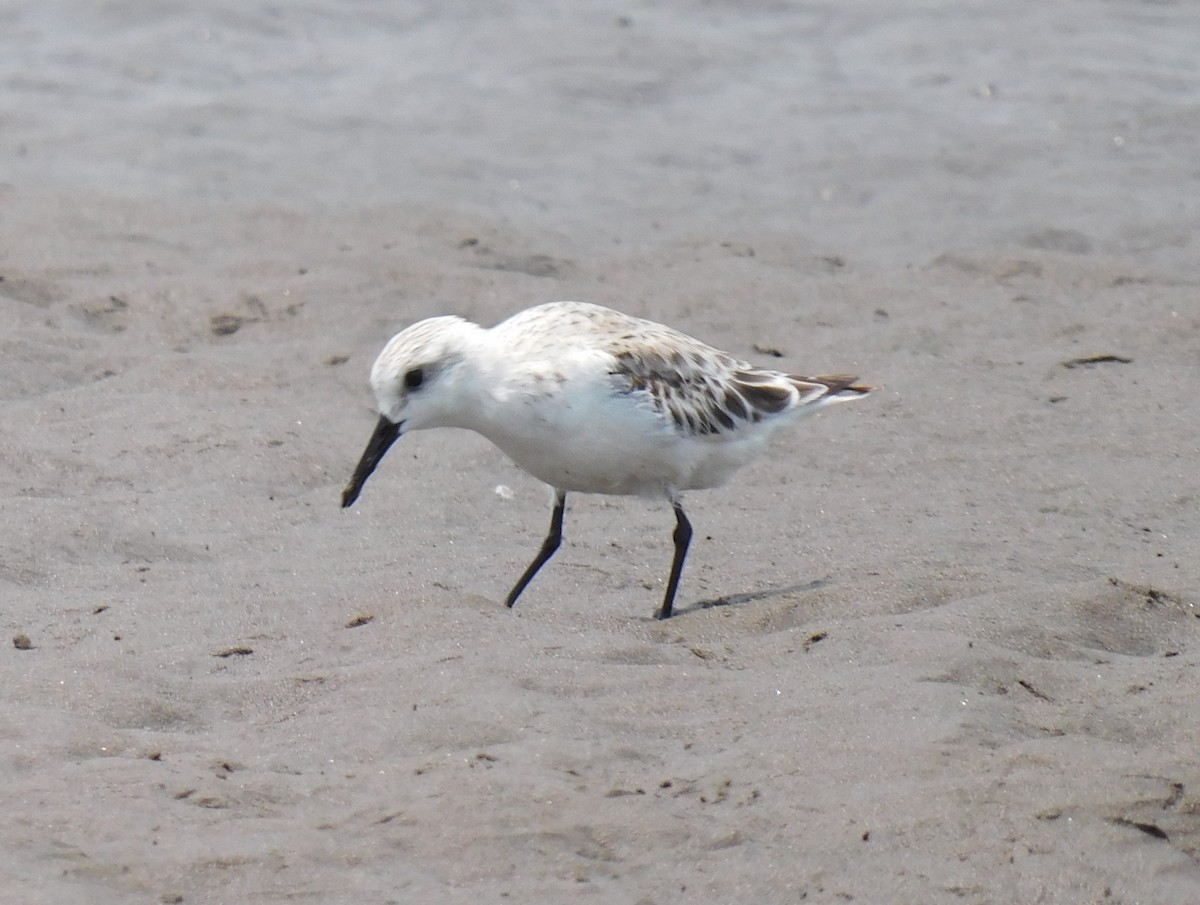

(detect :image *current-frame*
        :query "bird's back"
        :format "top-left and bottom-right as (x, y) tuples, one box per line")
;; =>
(477, 302), (870, 495)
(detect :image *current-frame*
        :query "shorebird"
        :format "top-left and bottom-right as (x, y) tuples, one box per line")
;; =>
(342, 301), (870, 618)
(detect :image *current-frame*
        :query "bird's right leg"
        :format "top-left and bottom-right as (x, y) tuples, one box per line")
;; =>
(504, 490), (567, 609)
(658, 501), (693, 620)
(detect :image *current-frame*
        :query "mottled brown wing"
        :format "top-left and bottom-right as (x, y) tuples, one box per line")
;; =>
(608, 340), (809, 437)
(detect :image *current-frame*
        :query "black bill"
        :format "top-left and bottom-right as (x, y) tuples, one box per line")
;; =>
(341, 415), (403, 508)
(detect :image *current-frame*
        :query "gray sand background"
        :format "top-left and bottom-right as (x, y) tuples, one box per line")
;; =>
(3, 2), (1199, 902)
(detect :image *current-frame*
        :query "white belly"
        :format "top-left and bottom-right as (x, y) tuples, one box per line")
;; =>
(477, 388), (771, 498)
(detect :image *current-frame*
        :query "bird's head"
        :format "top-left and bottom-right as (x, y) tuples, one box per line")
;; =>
(341, 315), (476, 508)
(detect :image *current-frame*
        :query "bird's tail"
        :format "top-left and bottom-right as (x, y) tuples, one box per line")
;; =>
(791, 374), (873, 405)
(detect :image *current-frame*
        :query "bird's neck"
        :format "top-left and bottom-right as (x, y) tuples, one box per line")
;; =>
(429, 324), (496, 431)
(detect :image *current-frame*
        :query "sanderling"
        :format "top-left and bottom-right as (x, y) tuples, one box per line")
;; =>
(342, 301), (871, 619)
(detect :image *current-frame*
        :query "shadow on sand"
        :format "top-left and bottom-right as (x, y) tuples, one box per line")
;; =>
(679, 578), (829, 617)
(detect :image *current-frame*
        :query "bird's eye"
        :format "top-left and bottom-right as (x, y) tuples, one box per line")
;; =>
(403, 368), (425, 390)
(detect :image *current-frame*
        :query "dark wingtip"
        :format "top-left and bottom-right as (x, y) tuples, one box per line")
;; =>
(808, 374), (867, 395)
(341, 484), (361, 509)
(794, 374), (875, 399)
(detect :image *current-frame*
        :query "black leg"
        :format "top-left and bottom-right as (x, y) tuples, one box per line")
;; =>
(658, 502), (692, 619)
(505, 491), (567, 609)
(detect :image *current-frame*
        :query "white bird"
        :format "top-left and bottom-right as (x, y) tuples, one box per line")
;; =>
(342, 301), (871, 619)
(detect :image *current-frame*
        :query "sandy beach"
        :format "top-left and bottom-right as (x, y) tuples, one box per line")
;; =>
(3, 2), (1199, 902)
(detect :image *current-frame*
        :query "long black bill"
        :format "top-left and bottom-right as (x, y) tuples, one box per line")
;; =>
(341, 415), (403, 508)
